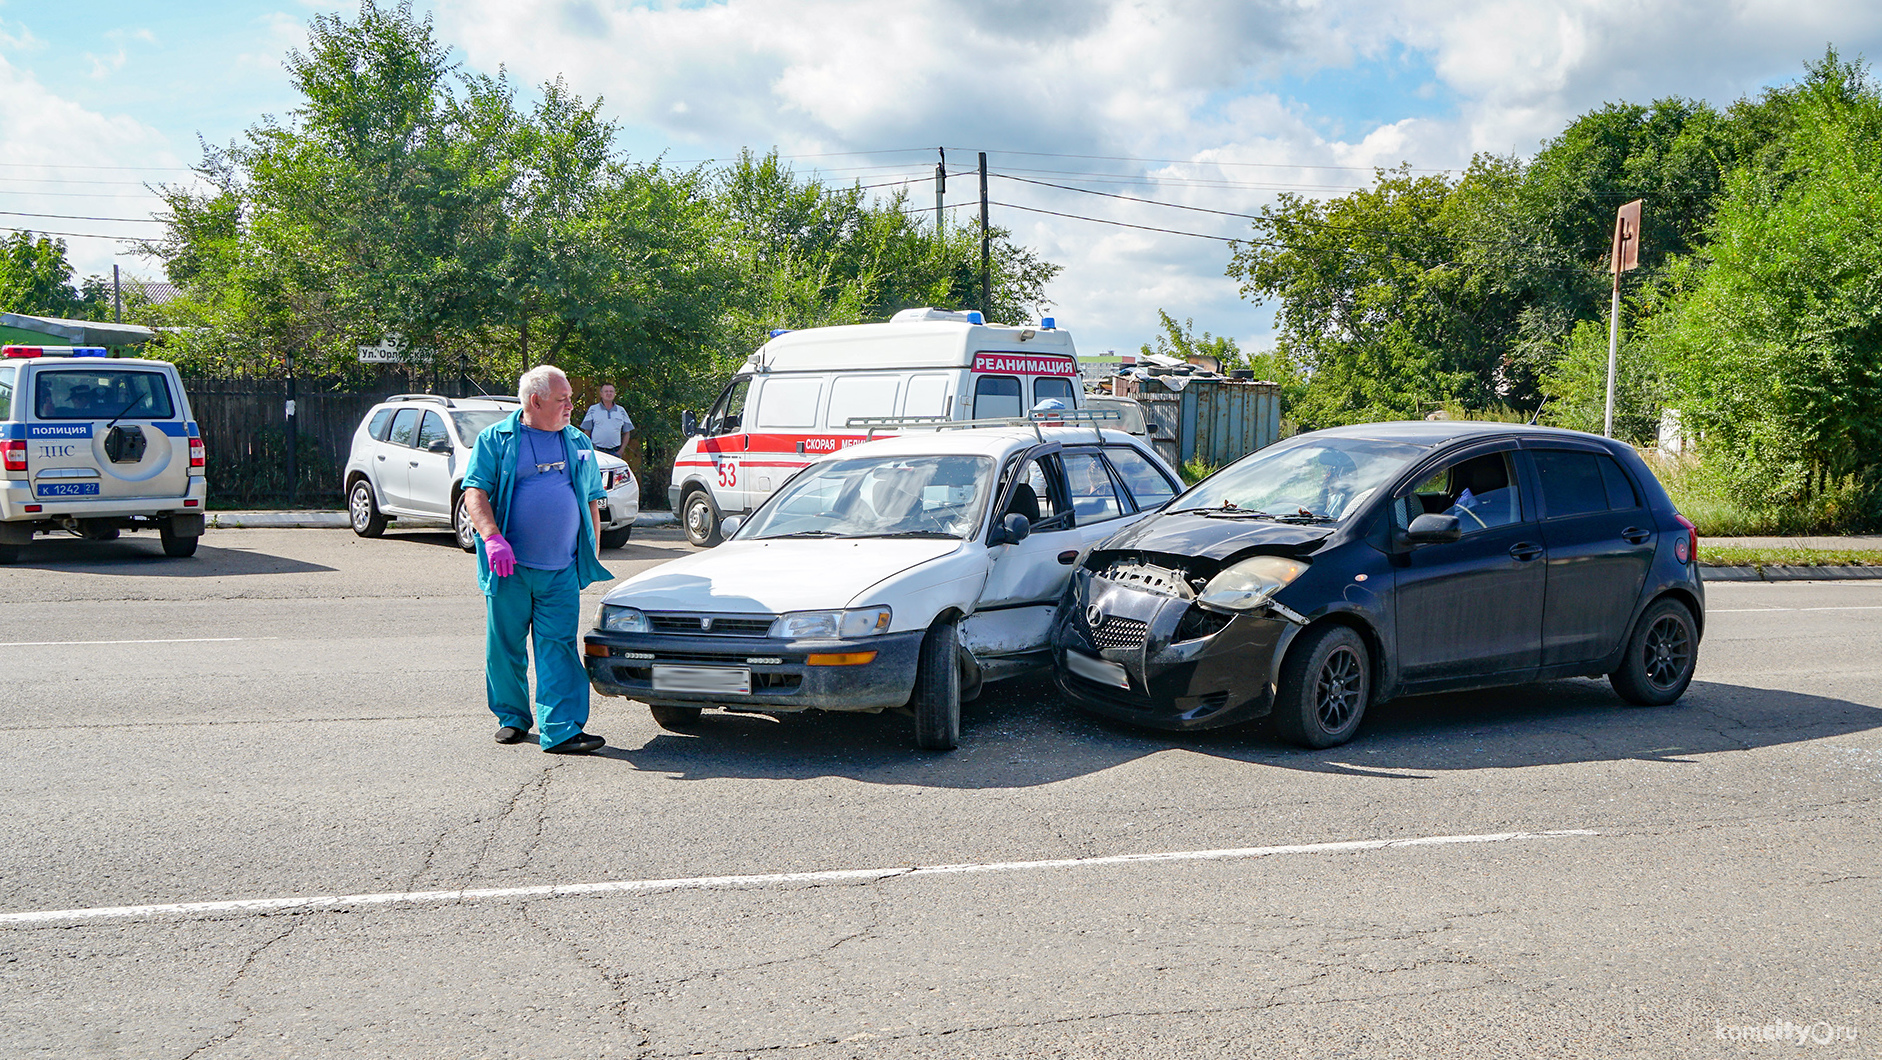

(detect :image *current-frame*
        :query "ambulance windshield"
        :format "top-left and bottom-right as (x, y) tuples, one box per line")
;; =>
(741, 454), (995, 540)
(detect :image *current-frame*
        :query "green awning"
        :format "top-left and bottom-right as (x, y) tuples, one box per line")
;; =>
(0, 312), (156, 348)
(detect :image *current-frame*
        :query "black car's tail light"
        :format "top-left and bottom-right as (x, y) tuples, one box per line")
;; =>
(1674, 514), (1697, 564)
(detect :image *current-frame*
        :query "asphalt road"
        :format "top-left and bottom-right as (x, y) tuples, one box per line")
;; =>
(2, 527), (1876, 1058)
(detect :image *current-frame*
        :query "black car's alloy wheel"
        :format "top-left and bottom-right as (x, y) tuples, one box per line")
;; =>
(1611, 597), (1698, 706)
(1275, 624), (1370, 749)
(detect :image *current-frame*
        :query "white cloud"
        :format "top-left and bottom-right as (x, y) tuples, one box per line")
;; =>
(0, 52), (189, 280)
(421, 0), (1882, 354)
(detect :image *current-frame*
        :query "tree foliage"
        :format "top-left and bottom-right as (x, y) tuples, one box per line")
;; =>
(0, 232), (110, 319)
(1227, 47), (1882, 526)
(141, 1), (1060, 459)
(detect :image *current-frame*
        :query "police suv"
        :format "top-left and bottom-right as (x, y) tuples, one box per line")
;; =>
(0, 345), (206, 563)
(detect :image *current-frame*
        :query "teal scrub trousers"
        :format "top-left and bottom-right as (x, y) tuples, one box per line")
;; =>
(484, 563), (590, 749)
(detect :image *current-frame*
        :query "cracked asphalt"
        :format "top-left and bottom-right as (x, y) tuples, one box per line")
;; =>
(1, 527), (1877, 1058)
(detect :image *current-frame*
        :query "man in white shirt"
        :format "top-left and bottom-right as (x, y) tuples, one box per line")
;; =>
(579, 383), (634, 457)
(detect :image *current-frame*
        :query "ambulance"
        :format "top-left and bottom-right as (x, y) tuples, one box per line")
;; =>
(671, 308), (1084, 546)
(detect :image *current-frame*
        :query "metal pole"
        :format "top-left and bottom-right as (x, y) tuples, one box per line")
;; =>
(113, 264), (121, 323)
(1603, 269), (1621, 438)
(978, 151), (990, 315)
(935, 147), (946, 235)
(285, 352), (298, 507)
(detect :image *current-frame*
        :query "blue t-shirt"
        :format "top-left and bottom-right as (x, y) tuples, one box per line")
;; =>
(508, 426), (581, 570)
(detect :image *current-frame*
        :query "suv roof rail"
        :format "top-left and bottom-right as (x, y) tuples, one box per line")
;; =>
(386, 393), (454, 407)
(849, 408), (1121, 442)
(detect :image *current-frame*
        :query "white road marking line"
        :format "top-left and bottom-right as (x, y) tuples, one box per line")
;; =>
(0, 830), (1597, 925)
(1710, 606), (1882, 614)
(0, 637), (276, 648)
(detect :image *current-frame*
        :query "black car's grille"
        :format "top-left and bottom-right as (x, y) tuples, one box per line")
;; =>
(1088, 615), (1149, 650)
(646, 612), (777, 636)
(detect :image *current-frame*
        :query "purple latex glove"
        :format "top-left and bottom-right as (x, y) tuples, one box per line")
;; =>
(483, 532), (516, 577)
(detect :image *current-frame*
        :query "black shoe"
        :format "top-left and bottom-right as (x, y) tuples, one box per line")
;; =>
(494, 725), (530, 745)
(544, 732), (605, 755)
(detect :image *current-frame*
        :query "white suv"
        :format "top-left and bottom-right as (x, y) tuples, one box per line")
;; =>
(1, 345), (207, 563)
(342, 394), (639, 551)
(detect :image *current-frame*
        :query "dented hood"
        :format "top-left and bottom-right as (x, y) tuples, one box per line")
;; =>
(601, 537), (961, 613)
(1100, 512), (1333, 563)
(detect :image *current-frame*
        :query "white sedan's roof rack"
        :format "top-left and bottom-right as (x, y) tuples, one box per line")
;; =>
(849, 409), (1121, 442)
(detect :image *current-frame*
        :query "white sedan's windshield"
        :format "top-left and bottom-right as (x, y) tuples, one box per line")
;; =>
(741, 455), (995, 539)
(1177, 437), (1426, 521)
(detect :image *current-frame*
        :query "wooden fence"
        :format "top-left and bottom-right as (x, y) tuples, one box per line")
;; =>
(184, 374), (506, 507)
(184, 372), (671, 508)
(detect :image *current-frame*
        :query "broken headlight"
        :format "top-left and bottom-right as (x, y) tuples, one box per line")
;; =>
(1196, 556), (1307, 612)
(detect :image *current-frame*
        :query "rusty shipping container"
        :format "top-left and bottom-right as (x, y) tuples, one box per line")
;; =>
(1114, 372), (1282, 470)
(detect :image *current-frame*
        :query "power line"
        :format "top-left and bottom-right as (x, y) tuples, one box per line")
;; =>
(0, 210), (164, 224)
(993, 172), (1564, 254)
(988, 201), (1243, 244)
(950, 147), (1461, 175)
(0, 161), (196, 173)
(0, 225), (141, 242)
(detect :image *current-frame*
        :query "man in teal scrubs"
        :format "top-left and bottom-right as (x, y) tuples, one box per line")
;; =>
(461, 366), (614, 754)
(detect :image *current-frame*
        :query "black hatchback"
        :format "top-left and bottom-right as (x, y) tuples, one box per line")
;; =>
(1051, 422), (1705, 748)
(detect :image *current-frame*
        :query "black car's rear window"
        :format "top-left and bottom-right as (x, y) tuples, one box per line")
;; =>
(34, 369), (175, 420)
(1533, 450), (1636, 517)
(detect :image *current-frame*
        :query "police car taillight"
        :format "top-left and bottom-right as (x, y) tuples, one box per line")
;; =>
(189, 437), (205, 468)
(3, 346), (43, 358)
(2, 440), (25, 472)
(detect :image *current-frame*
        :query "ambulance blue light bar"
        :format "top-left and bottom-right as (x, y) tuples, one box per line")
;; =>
(966, 311), (984, 325)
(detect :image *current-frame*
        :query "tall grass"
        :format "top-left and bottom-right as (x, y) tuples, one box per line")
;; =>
(1643, 452), (1875, 536)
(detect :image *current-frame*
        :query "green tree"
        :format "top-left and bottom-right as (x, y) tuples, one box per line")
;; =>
(1654, 51), (1882, 520)
(1227, 167), (1514, 429)
(0, 232), (106, 319)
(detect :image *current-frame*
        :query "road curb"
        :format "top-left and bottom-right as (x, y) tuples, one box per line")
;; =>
(1701, 564), (1882, 582)
(209, 511), (680, 530)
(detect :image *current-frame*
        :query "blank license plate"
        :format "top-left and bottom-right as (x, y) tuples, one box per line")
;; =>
(652, 665), (751, 695)
(1065, 650), (1130, 689)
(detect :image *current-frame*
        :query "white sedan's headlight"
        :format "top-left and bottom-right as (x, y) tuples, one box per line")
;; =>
(597, 604), (652, 633)
(769, 607), (892, 639)
(1196, 556), (1307, 611)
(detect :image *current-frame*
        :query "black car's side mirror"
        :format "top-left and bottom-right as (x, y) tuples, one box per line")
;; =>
(988, 512), (1033, 547)
(1405, 512), (1462, 545)
(681, 410), (699, 437)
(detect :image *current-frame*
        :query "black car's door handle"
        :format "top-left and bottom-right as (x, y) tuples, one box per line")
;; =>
(1622, 526), (1651, 544)
(1509, 542), (1544, 561)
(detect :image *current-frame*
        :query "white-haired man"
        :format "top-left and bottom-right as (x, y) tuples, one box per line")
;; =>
(461, 366), (613, 754)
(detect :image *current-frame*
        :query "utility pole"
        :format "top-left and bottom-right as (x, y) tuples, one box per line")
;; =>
(112, 264), (121, 323)
(978, 151), (990, 316)
(935, 147), (946, 235)
(1604, 199), (1643, 438)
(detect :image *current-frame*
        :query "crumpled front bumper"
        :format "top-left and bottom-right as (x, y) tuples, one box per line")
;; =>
(1051, 567), (1290, 731)
(583, 628), (926, 713)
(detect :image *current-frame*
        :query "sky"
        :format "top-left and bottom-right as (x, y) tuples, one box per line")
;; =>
(5, 0), (1882, 358)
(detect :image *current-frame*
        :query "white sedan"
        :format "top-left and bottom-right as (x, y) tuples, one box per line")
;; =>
(583, 422), (1182, 749)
